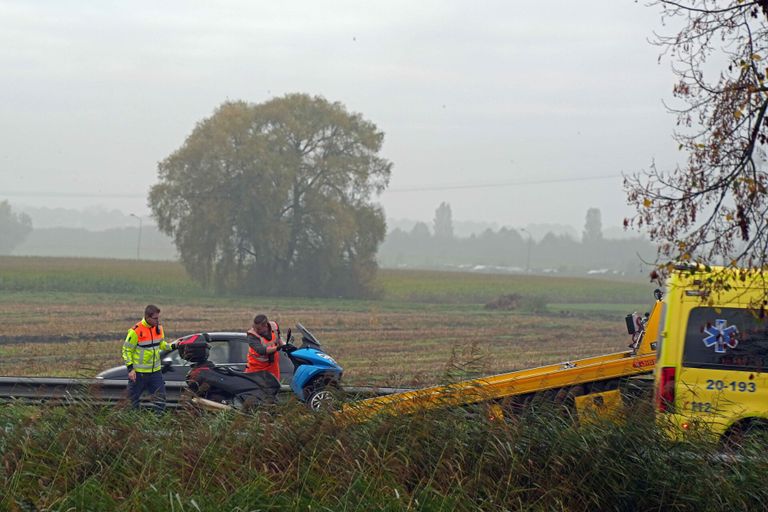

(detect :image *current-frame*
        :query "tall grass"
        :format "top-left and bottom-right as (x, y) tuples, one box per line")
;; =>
(1, 401), (765, 511)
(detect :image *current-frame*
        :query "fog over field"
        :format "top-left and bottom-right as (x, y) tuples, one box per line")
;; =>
(1, 1), (679, 233)
(4, 203), (655, 278)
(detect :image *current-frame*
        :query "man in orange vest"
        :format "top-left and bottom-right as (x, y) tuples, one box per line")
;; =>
(122, 304), (176, 412)
(245, 314), (285, 380)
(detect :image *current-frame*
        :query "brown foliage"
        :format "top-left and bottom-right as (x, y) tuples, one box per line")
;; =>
(484, 294), (521, 311)
(625, 1), (768, 290)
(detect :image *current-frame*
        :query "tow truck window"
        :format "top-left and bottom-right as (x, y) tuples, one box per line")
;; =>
(683, 307), (768, 371)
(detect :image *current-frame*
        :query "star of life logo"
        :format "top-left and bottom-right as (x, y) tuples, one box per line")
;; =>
(702, 319), (739, 354)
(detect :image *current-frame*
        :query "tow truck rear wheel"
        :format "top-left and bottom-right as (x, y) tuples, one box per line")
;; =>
(553, 385), (586, 418)
(723, 420), (768, 452)
(527, 389), (558, 411)
(565, 385), (586, 405)
(554, 385), (585, 404)
(590, 379), (619, 393)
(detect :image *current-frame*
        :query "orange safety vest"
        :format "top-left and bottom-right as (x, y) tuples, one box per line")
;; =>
(122, 320), (169, 373)
(246, 321), (281, 379)
(134, 322), (165, 347)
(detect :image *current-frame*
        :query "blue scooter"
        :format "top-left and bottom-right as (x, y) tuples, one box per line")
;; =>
(283, 323), (344, 411)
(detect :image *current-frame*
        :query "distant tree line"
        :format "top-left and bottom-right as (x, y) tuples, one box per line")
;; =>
(378, 204), (656, 275)
(4, 199), (655, 277)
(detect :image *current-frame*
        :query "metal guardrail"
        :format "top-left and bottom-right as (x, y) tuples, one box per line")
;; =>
(0, 377), (159, 406)
(0, 376), (412, 407)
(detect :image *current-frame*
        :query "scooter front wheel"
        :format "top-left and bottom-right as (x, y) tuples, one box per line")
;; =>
(306, 385), (341, 412)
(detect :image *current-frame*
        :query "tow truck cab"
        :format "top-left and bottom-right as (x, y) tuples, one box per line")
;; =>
(654, 267), (768, 442)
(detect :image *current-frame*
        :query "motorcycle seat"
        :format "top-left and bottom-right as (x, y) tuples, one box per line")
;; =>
(216, 366), (280, 389)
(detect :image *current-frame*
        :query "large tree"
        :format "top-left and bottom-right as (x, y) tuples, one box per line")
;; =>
(624, 1), (768, 285)
(0, 201), (32, 254)
(149, 94), (392, 297)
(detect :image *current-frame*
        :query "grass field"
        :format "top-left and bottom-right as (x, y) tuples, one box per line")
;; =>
(0, 256), (203, 296)
(377, 267), (651, 305)
(0, 256), (654, 385)
(0, 256), (651, 305)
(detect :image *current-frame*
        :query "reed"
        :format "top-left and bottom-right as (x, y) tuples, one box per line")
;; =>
(1, 401), (765, 511)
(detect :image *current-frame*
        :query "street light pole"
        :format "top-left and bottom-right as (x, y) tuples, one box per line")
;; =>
(129, 213), (142, 260)
(520, 228), (532, 273)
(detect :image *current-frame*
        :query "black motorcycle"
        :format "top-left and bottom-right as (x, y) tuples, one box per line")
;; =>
(176, 332), (281, 409)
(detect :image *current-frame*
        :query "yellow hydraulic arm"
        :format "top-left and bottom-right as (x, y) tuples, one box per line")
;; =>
(341, 299), (662, 422)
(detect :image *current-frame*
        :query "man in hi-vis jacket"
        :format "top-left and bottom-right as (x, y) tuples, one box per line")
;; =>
(245, 314), (285, 380)
(122, 304), (176, 412)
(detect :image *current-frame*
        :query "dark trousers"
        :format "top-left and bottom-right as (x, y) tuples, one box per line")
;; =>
(128, 371), (167, 412)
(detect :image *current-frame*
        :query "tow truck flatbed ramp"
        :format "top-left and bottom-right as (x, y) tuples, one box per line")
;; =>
(341, 300), (662, 422)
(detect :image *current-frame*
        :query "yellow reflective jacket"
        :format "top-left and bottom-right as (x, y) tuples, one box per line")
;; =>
(122, 319), (172, 373)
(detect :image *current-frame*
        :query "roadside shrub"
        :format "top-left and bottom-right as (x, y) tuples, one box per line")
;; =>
(485, 293), (547, 313)
(484, 293), (521, 310)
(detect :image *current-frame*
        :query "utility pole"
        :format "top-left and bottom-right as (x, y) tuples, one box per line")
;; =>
(129, 213), (142, 260)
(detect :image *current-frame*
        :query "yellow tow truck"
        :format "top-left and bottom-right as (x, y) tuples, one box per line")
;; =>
(341, 292), (664, 422)
(654, 266), (768, 444)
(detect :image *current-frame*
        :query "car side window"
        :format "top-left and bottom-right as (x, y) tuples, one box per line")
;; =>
(208, 342), (229, 364)
(167, 341), (230, 365)
(230, 337), (249, 362)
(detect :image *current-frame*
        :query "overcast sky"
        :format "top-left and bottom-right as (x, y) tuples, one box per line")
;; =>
(0, 1), (681, 231)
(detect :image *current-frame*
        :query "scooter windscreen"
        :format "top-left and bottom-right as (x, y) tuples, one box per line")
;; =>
(296, 323), (322, 347)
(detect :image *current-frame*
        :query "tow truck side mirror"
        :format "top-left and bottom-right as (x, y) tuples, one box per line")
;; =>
(625, 314), (636, 335)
